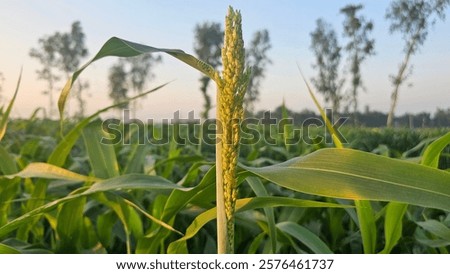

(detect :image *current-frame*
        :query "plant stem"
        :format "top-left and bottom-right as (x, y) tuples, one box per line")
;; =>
(215, 88), (229, 254)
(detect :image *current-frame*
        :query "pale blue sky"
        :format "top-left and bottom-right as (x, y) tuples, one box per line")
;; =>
(1, 0), (449, 120)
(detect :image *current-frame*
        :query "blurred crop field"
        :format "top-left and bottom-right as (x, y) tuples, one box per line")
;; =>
(0, 114), (449, 254)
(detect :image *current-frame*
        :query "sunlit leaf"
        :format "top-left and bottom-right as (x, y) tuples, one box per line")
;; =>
(245, 148), (450, 212)
(58, 37), (219, 121)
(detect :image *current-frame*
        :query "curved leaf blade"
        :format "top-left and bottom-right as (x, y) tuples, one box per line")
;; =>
(167, 197), (350, 253)
(0, 174), (184, 238)
(83, 174), (186, 195)
(82, 120), (120, 179)
(246, 176), (277, 253)
(59, 37), (219, 120)
(2, 162), (94, 182)
(380, 202), (408, 254)
(277, 222), (333, 254)
(245, 148), (450, 212)
(0, 243), (21, 254)
(421, 132), (450, 168)
(416, 220), (450, 241)
(50, 83), (168, 167)
(0, 69), (21, 142)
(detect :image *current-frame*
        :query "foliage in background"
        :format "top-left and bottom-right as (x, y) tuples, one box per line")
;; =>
(310, 19), (343, 112)
(386, 0), (450, 127)
(30, 21), (89, 119)
(194, 22), (223, 120)
(29, 33), (61, 118)
(108, 62), (129, 108)
(245, 29), (272, 114)
(108, 54), (162, 118)
(340, 4), (375, 122)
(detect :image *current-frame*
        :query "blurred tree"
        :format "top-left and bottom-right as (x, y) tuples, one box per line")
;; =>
(127, 54), (162, 118)
(433, 108), (450, 127)
(29, 34), (60, 118)
(245, 29), (272, 114)
(310, 19), (343, 112)
(386, 0), (450, 127)
(108, 61), (129, 108)
(108, 54), (161, 117)
(30, 21), (88, 119)
(193, 22), (223, 119)
(55, 21), (89, 118)
(340, 4), (375, 123)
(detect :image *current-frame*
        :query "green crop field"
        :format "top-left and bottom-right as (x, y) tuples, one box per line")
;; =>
(0, 6), (449, 255)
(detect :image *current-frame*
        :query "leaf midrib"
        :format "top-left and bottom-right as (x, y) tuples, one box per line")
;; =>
(260, 165), (450, 199)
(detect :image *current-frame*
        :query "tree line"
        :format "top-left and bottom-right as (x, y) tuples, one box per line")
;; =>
(1, 0), (446, 126)
(310, 0), (449, 127)
(254, 104), (450, 128)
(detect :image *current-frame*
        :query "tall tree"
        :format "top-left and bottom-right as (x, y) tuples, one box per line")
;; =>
(107, 54), (161, 116)
(30, 21), (89, 118)
(245, 29), (272, 114)
(55, 21), (89, 118)
(128, 53), (162, 118)
(193, 22), (223, 119)
(108, 61), (129, 107)
(310, 19), (343, 112)
(29, 35), (60, 118)
(386, 0), (450, 127)
(340, 4), (375, 121)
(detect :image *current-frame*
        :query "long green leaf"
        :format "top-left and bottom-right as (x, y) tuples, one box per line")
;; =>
(56, 197), (87, 253)
(356, 200), (377, 253)
(0, 174), (183, 238)
(246, 176), (277, 253)
(0, 69), (21, 142)
(381, 132), (450, 253)
(123, 145), (148, 174)
(422, 132), (450, 168)
(245, 148), (450, 212)
(83, 174), (185, 195)
(93, 193), (141, 254)
(0, 243), (21, 254)
(276, 222), (333, 254)
(297, 65), (343, 147)
(50, 83), (168, 167)
(132, 165), (215, 254)
(2, 162), (94, 182)
(416, 220), (450, 242)
(0, 146), (19, 226)
(161, 165), (215, 221)
(83, 120), (120, 179)
(167, 197), (349, 253)
(59, 37), (219, 121)
(122, 198), (183, 236)
(380, 202), (408, 254)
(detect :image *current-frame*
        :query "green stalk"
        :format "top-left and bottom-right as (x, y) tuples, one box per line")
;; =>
(215, 7), (250, 254)
(215, 99), (228, 253)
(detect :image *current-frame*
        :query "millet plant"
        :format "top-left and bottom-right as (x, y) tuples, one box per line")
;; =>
(1, 6), (449, 255)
